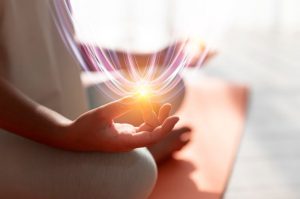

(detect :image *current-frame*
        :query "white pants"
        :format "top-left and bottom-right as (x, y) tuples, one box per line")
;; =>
(0, 130), (157, 199)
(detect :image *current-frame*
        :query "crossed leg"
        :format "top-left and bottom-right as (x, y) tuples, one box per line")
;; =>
(0, 130), (157, 199)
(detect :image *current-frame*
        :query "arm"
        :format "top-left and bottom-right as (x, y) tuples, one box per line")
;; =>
(0, 77), (178, 152)
(0, 77), (71, 148)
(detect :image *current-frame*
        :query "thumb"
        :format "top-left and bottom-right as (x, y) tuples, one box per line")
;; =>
(99, 96), (137, 119)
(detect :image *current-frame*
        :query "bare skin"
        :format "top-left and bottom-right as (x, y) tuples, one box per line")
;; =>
(148, 127), (192, 164)
(0, 41), (213, 163)
(0, 78), (181, 152)
(0, 76), (190, 164)
(78, 41), (215, 162)
(102, 42), (215, 163)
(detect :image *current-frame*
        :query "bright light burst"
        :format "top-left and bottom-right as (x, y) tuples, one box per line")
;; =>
(135, 81), (152, 99)
(52, 0), (211, 101)
(138, 88), (149, 98)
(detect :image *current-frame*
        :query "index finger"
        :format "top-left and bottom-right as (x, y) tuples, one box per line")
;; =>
(99, 96), (136, 119)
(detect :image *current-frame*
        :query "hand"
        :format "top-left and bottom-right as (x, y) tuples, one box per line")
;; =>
(148, 126), (192, 164)
(60, 96), (179, 152)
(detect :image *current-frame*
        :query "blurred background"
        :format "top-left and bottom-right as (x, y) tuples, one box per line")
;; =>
(71, 0), (300, 198)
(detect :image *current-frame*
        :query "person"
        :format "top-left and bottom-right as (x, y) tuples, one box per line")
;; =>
(0, 0), (194, 198)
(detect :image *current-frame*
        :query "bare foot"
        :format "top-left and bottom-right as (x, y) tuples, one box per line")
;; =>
(148, 127), (192, 165)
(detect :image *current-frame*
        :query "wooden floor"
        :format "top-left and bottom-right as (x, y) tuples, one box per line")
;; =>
(203, 29), (300, 199)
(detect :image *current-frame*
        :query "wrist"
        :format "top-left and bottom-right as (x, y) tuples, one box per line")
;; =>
(35, 105), (74, 150)
(47, 120), (75, 150)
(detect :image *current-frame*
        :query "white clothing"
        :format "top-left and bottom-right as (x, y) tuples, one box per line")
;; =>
(0, 1), (157, 198)
(0, 0), (87, 119)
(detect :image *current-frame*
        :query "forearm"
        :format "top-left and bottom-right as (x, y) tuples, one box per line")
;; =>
(0, 77), (71, 147)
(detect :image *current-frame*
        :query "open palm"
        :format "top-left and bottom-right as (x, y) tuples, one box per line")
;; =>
(62, 96), (178, 152)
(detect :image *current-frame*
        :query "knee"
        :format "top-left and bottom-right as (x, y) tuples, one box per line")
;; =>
(131, 148), (158, 198)
(113, 148), (158, 199)
(74, 148), (157, 199)
(0, 132), (157, 199)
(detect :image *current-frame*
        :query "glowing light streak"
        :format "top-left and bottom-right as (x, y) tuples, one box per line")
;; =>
(52, 0), (210, 101)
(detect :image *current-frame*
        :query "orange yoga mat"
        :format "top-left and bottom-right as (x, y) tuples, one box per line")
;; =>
(149, 76), (249, 199)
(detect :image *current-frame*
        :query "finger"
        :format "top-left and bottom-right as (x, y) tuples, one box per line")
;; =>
(158, 103), (172, 124)
(170, 127), (192, 147)
(124, 116), (179, 149)
(99, 96), (136, 119)
(171, 126), (192, 136)
(139, 98), (159, 127)
(137, 109), (175, 132)
(138, 103), (171, 131)
(171, 132), (191, 152)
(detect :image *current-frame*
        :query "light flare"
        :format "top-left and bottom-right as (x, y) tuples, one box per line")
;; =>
(137, 86), (150, 98)
(52, 0), (210, 102)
